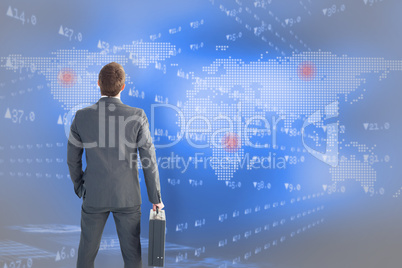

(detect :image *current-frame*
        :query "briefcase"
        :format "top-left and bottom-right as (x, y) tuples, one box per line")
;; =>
(148, 208), (166, 267)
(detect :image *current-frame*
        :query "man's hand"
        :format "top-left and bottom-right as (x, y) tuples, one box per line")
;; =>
(153, 202), (164, 211)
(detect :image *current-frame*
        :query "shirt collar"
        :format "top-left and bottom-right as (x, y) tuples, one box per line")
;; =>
(101, 95), (120, 99)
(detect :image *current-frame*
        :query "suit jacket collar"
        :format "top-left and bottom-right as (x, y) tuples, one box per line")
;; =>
(97, 97), (123, 105)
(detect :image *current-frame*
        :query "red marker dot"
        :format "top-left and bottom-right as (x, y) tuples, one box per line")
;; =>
(58, 68), (76, 87)
(222, 132), (240, 152)
(298, 61), (316, 81)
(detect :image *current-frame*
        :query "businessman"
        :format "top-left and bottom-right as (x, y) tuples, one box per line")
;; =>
(67, 62), (164, 268)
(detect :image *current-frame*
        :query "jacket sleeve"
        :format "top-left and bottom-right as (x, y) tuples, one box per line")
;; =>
(137, 111), (162, 204)
(67, 112), (85, 198)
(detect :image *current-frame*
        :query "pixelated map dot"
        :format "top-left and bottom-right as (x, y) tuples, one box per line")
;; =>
(57, 68), (76, 87)
(298, 61), (316, 81)
(222, 132), (240, 152)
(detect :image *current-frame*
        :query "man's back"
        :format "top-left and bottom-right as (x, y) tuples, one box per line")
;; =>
(67, 96), (162, 208)
(68, 62), (163, 268)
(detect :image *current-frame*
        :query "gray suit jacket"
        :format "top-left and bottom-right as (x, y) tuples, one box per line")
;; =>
(67, 97), (162, 208)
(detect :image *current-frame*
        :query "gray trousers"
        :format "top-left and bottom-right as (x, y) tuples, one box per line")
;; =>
(77, 203), (142, 268)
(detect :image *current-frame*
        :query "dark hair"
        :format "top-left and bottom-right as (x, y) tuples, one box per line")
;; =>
(98, 62), (125, 96)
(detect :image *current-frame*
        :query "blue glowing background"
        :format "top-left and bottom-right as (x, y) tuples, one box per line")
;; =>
(1, 0), (402, 267)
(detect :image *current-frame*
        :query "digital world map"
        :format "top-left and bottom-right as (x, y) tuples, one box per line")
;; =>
(1, 0), (401, 267)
